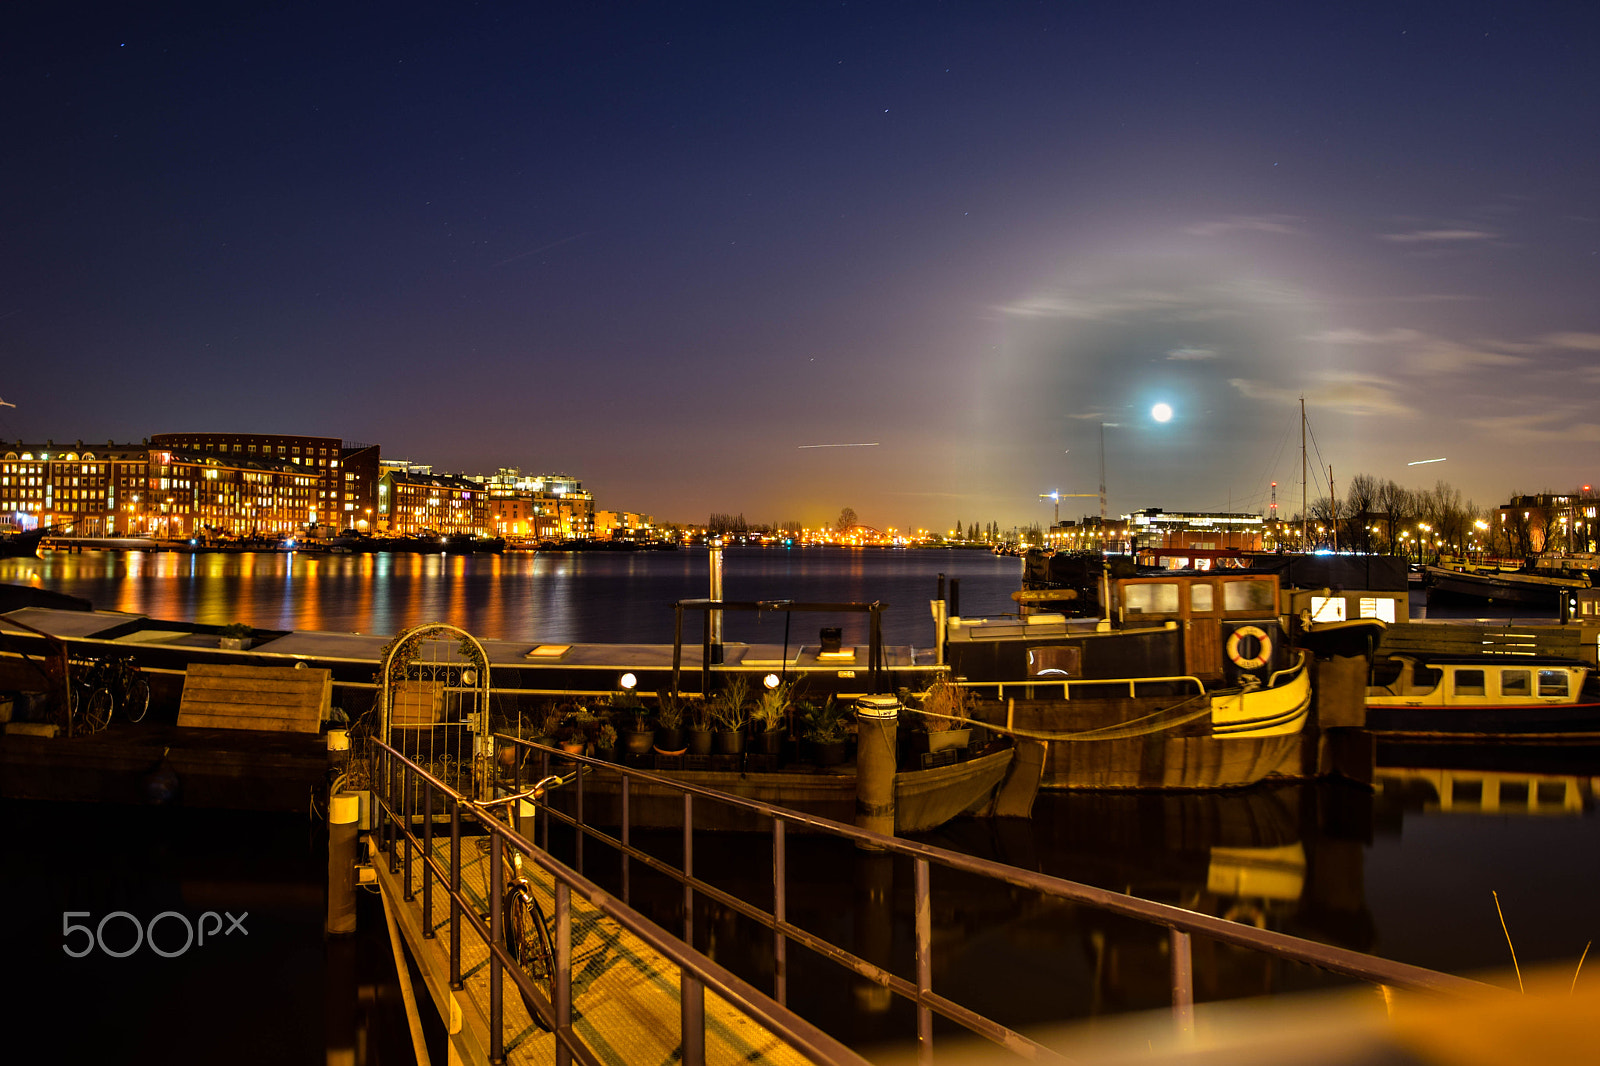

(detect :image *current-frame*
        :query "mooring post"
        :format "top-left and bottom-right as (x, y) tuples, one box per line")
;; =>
(854, 695), (900, 844)
(326, 791), (359, 935)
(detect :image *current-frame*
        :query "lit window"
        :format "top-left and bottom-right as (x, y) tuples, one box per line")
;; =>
(1358, 597), (1396, 623)
(1124, 583), (1179, 615)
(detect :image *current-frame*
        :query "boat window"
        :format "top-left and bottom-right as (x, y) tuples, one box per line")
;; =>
(1452, 780), (1482, 806)
(1454, 669), (1486, 697)
(1537, 781), (1569, 806)
(1359, 597), (1397, 623)
(1500, 671), (1530, 697)
(1223, 579), (1275, 613)
(1124, 583), (1179, 615)
(1538, 670), (1569, 697)
(1189, 583), (1214, 612)
(1309, 595), (1346, 622)
(1499, 781), (1529, 807)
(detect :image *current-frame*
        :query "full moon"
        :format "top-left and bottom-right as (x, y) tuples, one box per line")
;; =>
(1151, 403), (1173, 423)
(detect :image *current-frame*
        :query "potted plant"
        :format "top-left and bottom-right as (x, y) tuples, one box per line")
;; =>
(596, 723), (619, 762)
(654, 694), (686, 754)
(710, 674), (750, 755)
(800, 696), (849, 766)
(552, 705), (598, 757)
(219, 622), (253, 651)
(919, 681), (972, 753)
(613, 689), (656, 756)
(748, 679), (789, 755)
(685, 698), (715, 755)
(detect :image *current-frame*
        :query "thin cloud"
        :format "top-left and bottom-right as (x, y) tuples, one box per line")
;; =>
(1541, 332), (1600, 351)
(1306, 326), (1529, 373)
(1466, 410), (1600, 444)
(1378, 229), (1496, 243)
(1229, 374), (1415, 417)
(1183, 215), (1303, 238)
(1166, 346), (1216, 361)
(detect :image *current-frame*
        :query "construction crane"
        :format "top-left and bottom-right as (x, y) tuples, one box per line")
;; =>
(1038, 490), (1097, 525)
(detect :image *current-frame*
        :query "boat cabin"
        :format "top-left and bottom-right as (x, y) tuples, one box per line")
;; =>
(1369, 655), (1592, 706)
(943, 571), (1287, 687)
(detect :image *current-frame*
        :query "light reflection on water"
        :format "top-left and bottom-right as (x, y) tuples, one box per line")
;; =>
(0, 546), (1021, 645)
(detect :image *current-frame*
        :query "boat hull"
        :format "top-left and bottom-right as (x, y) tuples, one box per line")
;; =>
(538, 747), (1021, 832)
(1364, 699), (1600, 740)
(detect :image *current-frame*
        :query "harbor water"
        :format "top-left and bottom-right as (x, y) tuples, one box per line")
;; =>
(3, 547), (1599, 1062)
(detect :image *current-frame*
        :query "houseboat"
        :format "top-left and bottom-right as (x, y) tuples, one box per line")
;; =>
(941, 569), (1317, 789)
(1365, 654), (1600, 740)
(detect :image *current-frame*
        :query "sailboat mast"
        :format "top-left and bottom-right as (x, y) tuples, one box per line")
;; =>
(1300, 397), (1308, 551)
(1098, 421), (1107, 542)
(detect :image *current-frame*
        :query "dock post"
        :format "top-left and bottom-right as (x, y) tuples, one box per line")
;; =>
(326, 792), (359, 935)
(708, 539), (724, 665)
(854, 695), (900, 844)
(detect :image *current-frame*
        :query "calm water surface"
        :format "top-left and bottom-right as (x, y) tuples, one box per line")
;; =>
(0, 546), (1019, 646)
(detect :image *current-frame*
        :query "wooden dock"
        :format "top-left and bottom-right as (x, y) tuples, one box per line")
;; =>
(373, 833), (811, 1066)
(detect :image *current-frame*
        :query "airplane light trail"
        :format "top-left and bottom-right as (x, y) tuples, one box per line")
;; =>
(798, 442), (880, 449)
(1406, 457), (1447, 466)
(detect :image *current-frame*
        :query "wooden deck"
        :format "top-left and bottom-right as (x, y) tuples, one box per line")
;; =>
(374, 832), (811, 1066)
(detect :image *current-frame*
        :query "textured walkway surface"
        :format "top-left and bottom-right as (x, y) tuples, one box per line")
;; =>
(377, 833), (811, 1066)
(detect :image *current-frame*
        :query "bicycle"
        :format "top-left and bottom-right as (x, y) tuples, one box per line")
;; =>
(473, 773), (572, 1030)
(69, 656), (151, 734)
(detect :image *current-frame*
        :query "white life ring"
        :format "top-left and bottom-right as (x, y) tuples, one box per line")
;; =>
(1225, 625), (1272, 670)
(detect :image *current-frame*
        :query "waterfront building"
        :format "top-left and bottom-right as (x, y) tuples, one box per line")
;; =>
(1127, 508), (1266, 554)
(1042, 515), (1133, 553)
(1499, 492), (1597, 555)
(468, 468), (595, 540)
(594, 510), (657, 542)
(339, 444), (381, 530)
(149, 432), (365, 528)
(2, 439), (322, 537)
(377, 469), (492, 536)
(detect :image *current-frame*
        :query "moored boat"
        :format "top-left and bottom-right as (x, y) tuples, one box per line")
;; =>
(943, 568), (1321, 789)
(1424, 563), (1588, 610)
(1365, 653), (1600, 740)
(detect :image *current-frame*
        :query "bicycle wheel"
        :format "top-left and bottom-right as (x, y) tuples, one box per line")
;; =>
(124, 676), (151, 723)
(503, 881), (556, 1029)
(81, 687), (114, 734)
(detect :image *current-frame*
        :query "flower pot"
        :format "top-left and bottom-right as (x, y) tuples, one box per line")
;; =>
(809, 738), (848, 766)
(686, 728), (714, 755)
(654, 727), (686, 754)
(220, 636), (251, 651)
(713, 729), (745, 755)
(927, 728), (971, 753)
(559, 740), (588, 758)
(623, 728), (657, 756)
(749, 727), (783, 755)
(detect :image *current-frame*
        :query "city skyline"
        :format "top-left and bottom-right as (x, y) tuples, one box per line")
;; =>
(3, 3), (1597, 531)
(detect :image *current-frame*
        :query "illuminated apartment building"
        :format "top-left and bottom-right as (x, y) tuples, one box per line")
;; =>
(377, 469), (492, 536)
(468, 468), (595, 540)
(149, 432), (376, 528)
(2, 440), (322, 537)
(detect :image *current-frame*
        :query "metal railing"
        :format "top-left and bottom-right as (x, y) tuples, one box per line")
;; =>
(369, 737), (870, 1066)
(950, 673), (1208, 701)
(491, 733), (1493, 1064)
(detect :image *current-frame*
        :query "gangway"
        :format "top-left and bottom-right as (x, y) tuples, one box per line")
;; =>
(365, 736), (1493, 1066)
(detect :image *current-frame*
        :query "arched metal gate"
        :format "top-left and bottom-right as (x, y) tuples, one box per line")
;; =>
(378, 622), (493, 802)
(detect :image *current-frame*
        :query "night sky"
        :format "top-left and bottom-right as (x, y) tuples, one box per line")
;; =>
(3, 2), (1597, 531)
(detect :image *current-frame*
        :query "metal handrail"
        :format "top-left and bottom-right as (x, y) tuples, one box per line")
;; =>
(493, 732), (1492, 1063)
(949, 673), (1208, 700)
(369, 738), (870, 1066)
